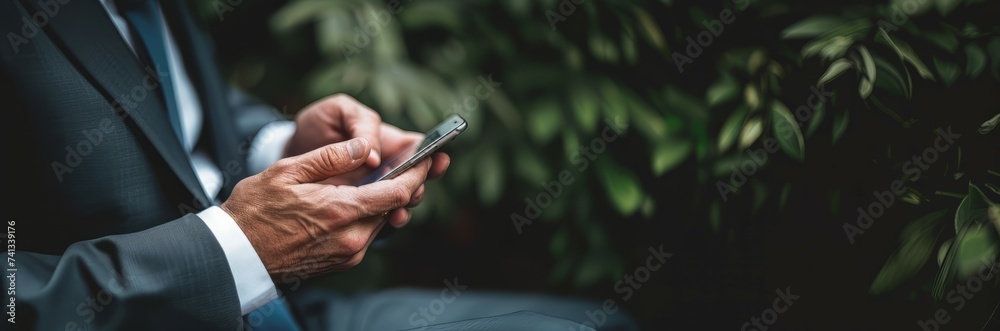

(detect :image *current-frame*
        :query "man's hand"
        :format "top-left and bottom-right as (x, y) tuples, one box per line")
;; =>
(284, 94), (384, 166)
(221, 138), (430, 277)
(282, 93), (451, 228)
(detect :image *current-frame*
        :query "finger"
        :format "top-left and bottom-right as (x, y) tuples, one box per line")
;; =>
(350, 157), (433, 215)
(272, 138), (370, 184)
(388, 208), (411, 228)
(379, 124), (424, 156)
(339, 216), (388, 268)
(336, 99), (383, 167)
(407, 185), (425, 208)
(427, 153), (450, 180)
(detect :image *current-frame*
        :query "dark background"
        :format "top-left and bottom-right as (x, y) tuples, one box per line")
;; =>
(194, 0), (1000, 329)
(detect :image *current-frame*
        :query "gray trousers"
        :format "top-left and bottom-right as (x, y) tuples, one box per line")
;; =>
(289, 288), (639, 331)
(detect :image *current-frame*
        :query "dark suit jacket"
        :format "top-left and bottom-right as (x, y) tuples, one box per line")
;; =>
(1, 0), (282, 329)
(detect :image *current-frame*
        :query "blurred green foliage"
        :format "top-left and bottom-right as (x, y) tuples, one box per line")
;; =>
(199, 0), (1000, 326)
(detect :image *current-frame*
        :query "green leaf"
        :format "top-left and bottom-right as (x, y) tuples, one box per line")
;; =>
(371, 73), (402, 116)
(858, 45), (876, 82)
(938, 238), (953, 266)
(596, 159), (644, 216)
(600, 82), (631, 127)
(550, 229), (571, 257)
(652, 139), (692, 176)
(562, 129), (580, 160)
(707, 72), (739, 107)
(630, 98), (668, 141)
(781, 16), (850, 39)
(859, 76), (874, 99)
(801, 20), (871, 60)
(400, 2), (463, 31)
(476, 148), (505, 206)
(514, 149), (550, 185)
(936, 0), (964, 16)
(870, 210), (947, 295)
(270, 0), (337, 33)
(933, 57), (960, 86)
(926, 31), (959, 52)
(803, 35), (855, 61)
(817, 58), (854, 86)
(744, 84), (761, 110)
(717, 106), (748, 152)
(874, 55), (910, 97)
(978, 113), (1000, 134)
(805, 101), (825, 137)
(771, 101), (805, 161)
(664, 86), (708, 120)
(709, 200), (721, 233)
(641, 196), (655, 219)
(528, 99), (562, 144)
(833, 108), (850, 144)
(633, 7), (667, 52)
(621, 32), (638, 64)
(878, 30), (935, 80)
(589, 34), (620, 63)
(955, 226), (999, 279)
(955, 184), (998, 232)
(739, 116), (763, 149)
(572, 89), (600, 134)
(965, 44), (987, 78)
(748, 49), (767, 74)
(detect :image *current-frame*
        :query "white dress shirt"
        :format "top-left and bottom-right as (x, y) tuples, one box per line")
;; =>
(99, 0), (296, 315)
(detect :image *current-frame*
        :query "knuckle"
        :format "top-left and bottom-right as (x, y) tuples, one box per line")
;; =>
(318, 145), (350, 170)
(365, 108), (381, 121)
(265, 159), (296, 178)
(343, 234), (368, 256)
(389, 186), (411, 207)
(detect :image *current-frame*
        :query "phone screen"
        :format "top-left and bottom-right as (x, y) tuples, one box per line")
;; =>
(356, 115), (466, 185)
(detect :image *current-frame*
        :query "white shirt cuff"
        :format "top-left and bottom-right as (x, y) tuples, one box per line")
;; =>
(198, 206), (278, 315)
(247, 121), (296, 174)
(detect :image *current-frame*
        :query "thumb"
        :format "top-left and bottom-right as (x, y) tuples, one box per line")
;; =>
(280, 138), (371, 183)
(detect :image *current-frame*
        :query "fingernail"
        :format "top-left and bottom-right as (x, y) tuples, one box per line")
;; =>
(348, 138), (365, 160)
(369, 150), (380, 164)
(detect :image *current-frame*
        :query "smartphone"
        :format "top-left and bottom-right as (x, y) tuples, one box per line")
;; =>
(357, 114), (467, 186)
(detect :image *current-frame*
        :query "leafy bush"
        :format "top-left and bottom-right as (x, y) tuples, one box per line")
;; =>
(200, 0), (1000, 327)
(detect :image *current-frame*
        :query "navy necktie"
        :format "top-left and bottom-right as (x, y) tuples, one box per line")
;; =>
(116, 2), (302, 330)
(115, 0), (184, 143)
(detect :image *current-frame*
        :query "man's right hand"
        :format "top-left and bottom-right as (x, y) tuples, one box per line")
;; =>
(220, 137), (431, 277)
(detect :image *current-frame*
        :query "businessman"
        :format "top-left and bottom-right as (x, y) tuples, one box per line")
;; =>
(1, 0), (637, 330)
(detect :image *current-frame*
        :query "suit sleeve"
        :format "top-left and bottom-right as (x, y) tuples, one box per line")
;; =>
(9, 214), (243, 330)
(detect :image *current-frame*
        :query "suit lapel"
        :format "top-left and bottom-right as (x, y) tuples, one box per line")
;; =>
(25, 0), (211, 207)
(162, 0), (246, 199)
